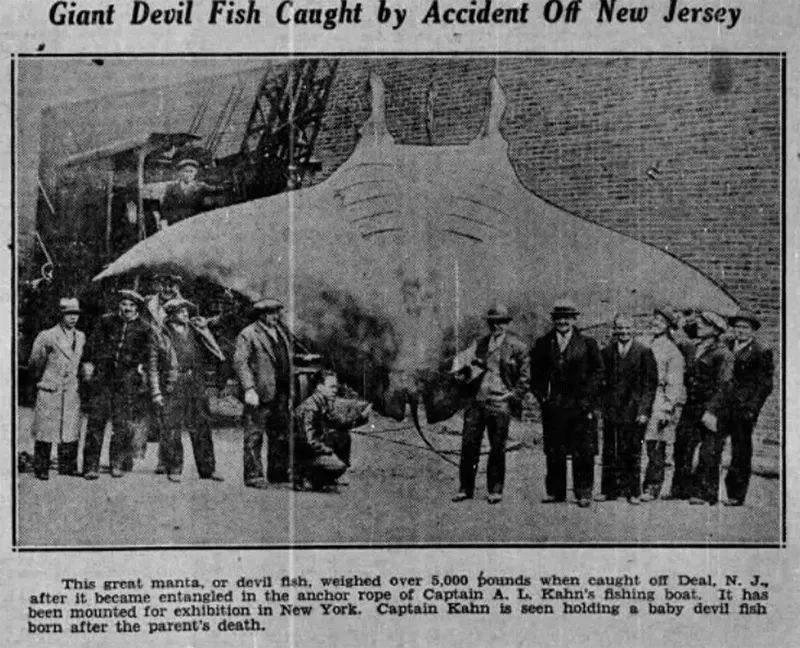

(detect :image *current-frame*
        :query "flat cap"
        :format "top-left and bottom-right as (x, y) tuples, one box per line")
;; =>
(59, 297), (82, 314)
(699, 310), (727, 333)
(163, 298), (198, 316)
(154, 273), (183, 285)
(176, 158), (199, 169)
(117, 289), (145, 306)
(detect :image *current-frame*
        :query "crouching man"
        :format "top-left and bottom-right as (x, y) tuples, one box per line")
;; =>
(293, 371), (371, 492)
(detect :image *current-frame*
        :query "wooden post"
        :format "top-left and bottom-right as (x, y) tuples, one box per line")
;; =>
(136, 147), (146, 241)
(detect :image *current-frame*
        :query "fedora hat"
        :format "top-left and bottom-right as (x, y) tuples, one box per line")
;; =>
(59, 297), (82, 315)
(653, 306), (679, 328)
(728, 309), (761, 331)
(550, 298), (580, 318)
(486, 303), (512, 323)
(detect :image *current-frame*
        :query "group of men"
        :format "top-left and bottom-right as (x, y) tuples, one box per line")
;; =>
(452, 300), (774, 508)
(25, 285), (774, 508)
(26, 276), (367, 492)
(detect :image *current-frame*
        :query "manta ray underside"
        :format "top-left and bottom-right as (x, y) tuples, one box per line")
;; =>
(95, 74), (738, 422)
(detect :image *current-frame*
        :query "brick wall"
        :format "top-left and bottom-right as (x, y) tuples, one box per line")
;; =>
(314, 56), (782, 454)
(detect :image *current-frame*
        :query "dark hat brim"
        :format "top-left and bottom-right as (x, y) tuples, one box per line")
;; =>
(551, 309), (579, 318)
(728, 315), (761, 330)
(653, 308), (679, 328)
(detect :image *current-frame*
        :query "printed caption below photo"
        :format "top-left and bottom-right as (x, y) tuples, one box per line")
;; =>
(26, 571), (770, 635)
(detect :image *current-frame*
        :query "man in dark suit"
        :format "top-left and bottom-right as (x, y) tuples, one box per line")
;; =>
(598, 314), (657, 504)
(233, 298), (294, 488)
(451, 304), (530, 504)
(668, 311), (734, 505)
(82, 290), (152, 479)
(530, 299), (605, 508)
(724, 309), (774, 506)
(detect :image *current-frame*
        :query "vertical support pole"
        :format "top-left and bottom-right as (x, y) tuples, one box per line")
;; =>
(105, 167), (114, 257)
(136, 148), (146, 242)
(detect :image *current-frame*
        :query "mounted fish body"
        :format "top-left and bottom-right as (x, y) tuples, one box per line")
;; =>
(95, 75), (739, 421)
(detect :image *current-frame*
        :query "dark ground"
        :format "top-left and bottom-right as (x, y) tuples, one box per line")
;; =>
(15, 404), (781, 547)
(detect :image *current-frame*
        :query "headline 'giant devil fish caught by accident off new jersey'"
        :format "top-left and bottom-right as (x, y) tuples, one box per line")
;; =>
(94, 74), (739, 422)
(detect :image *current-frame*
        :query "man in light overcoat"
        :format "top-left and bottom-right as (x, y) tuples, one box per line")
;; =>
(640, 308), (686, 501)
(28, 298), (87, 480)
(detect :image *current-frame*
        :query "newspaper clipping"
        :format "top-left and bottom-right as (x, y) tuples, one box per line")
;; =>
(1, 1), (798, 646)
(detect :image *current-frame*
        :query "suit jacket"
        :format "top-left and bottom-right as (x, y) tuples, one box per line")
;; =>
(601, 340), (657, 424)
(28, 324), (86, 443)
(728, 339), (774, 421)
(530, 328), (604, 413)
(683, 337), (734, 417)
(233, 321), (293, 404)
(149, 321), (224, 398)
(459, 331), (530, 409)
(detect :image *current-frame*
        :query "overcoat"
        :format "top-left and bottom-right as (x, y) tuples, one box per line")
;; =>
(728, 339), (774, 421)
(600, 340), (657, 424)
(683, 338), (734, 419)
(642, 334), (686, 443)
(233, 321), (293, 404)
(458, 331), (531, 414)
(530, 328), (604, 454)
(28, 324), (86, 443)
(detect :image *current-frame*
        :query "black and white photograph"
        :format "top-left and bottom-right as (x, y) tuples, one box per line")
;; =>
(14, 55), (783, 548)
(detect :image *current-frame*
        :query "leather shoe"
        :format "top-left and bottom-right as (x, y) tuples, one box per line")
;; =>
(167, 473), (182, 483)
(245, 479), (270, 490)
(723, 498), (744, 507)
(576, 498), (592, 508)
(452, 492), (472, 502)
(110, 467), (124, 478)
(628, 496), (641, 505)
(640, 493), (656, 502)
(541, 495), (565, 503)
(593, 493), (610, 502)
(487, 493), (503, 504)
(154, 464), (166, 475)
(84, 470), (99, 481)
(689, 497), (707, 505)
(201, 472), (225, 482)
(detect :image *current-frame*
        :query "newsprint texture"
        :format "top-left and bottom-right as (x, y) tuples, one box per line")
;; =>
(1, 1), (799, 646)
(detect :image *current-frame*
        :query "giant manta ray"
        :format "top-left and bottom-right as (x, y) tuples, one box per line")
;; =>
(96, 74), (738, 423)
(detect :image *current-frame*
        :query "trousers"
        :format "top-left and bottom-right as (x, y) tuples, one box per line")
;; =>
(600, 420), (644, 499)
(158, 377), (216, 477)
(243, 400), (291, 483)
(458, 400), (510, 497)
